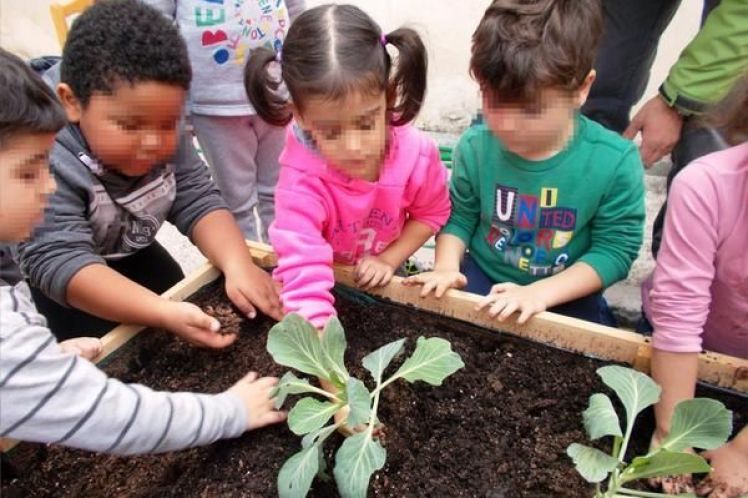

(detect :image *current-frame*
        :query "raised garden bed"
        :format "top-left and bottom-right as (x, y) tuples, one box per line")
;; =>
(2, 244), (746, 497)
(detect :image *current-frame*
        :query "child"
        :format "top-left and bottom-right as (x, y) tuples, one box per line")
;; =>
(245, 4), (451, 329)
(643, 77), (748, 497)
(0, 46), (285, 454)
(16, 0), (282, 344)
(405, 0), (645, 326)
(142, 0), (306, 242)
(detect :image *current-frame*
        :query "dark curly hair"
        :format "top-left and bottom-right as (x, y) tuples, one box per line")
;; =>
(61, 0), (191, 106)
(0, 48), (66, 147)
(471, 0), (602, 105)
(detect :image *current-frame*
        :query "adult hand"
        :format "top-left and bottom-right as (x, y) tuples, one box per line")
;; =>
(623, 95), (683, 168)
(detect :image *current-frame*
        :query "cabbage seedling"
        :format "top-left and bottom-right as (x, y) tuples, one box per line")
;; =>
(267, 314), (464, 498)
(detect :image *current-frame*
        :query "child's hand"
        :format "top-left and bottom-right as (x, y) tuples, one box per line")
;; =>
(354, 255), (395, 289)
(224, 263), (283, 321)
(59, 337), (103, 361)
(647, 431), (695, 494)
(475, 282), (546, 324)
(402, 270), (467, 298)
(227, 371), (287, 430)
(696, 440), (748, 498)
(159, 301), (237, 349)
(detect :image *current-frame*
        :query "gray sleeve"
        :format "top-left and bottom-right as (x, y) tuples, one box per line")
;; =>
(16, 158), (105, 306)
(286, 0), (306, 21)
(0, 287), (247, 455)
(167, 134), (229, 238)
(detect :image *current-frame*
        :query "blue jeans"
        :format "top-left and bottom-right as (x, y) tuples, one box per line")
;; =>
(461, 254), (618, 327)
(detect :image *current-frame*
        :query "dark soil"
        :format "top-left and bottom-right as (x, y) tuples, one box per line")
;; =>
(2, 279), (745, 498)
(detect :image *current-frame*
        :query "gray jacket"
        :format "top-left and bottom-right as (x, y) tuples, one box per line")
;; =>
(142, 0), (306, 115)
(17, 123), (227, 306)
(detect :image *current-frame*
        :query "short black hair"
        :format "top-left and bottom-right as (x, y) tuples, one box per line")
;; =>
(0, 48), (67, 147)
(61, 0), (191, 106)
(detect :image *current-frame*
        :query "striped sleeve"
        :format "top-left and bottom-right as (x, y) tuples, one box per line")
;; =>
(0, 283), (247, 455)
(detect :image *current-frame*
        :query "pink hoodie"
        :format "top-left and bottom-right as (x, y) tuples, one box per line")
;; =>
(269, 124), (451, 328)
(642, 143), (748, 358)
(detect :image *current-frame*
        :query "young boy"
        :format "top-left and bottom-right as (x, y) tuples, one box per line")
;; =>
(406, 0), (645, 326)
(16, 0), (282, 344)
(0, 47), (285, 454)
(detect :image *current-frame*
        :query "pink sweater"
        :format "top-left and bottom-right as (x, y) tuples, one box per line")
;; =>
(642, 143), (748, 358)
(269, 124), (451, 328)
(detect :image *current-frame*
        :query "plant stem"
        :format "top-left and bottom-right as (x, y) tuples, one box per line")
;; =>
(367, 377), (385, 434)
(308, 385), (342, 403)
(369, 374), (399, 398)
(616, 487), (668, 498)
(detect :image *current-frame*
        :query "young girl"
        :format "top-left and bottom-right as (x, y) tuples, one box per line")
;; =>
(245, 4), (451, 329)
(642, 77), (748, 497)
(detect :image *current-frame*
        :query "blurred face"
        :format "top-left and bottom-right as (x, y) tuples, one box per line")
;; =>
(482, 72), (595, 160)
(57, 80), (185, 176)
(0, 133), (57, 241)
(296, 90), (387, 182)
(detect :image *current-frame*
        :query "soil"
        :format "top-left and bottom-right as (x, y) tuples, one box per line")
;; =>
(2, 279), (745, 498)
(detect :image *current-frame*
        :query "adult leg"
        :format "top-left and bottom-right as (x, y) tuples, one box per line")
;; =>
(582, 0), (682, 133)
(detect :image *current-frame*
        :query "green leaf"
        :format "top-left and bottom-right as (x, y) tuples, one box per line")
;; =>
(362, 338), (405, 383)
(391, 337), (464, 386)
(583, 393), (623, 440)
(621, 450), (712, 483)
(345, 378), (371, 428)
(660, 398), (732, 452)
(333, 431), (386, 498)
(288, 397), (342, 436)
(321, 317), (349, 384)
(566, 443), (620, 483)
(597, 366), (661, 427)
(301, 424), (338, 449)
(273, 371), (321, 409)
(267, 314), (332, 381)
(278, 446), (319, 498)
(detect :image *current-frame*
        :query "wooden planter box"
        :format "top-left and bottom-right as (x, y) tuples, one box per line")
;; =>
(3, 241), (746, 459)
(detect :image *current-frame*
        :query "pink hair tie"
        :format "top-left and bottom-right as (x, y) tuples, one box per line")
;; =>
(380, 33), (387, 46)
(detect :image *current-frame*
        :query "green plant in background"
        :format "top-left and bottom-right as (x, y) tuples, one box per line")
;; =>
(567, 366), (733, 498)
(267, 314), (464, 498)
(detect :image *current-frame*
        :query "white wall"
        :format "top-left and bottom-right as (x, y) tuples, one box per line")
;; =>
(1, 0), (701, 132)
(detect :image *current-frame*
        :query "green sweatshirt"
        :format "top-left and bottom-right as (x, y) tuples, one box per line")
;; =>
(442, 115), (645, 288)
(660, 0), (748, 114)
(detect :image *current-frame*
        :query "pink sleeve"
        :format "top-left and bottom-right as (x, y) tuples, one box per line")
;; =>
(405, 141), (451, 232)
(269, 179), (336, 329)
(649, 165), (719, 353)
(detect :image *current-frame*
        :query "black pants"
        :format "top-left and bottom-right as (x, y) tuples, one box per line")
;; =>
(31, 241), (185, 341)
(582, 0), (726, 257)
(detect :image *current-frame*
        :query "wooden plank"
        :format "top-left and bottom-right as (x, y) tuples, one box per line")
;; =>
(245, 242), (748, 393)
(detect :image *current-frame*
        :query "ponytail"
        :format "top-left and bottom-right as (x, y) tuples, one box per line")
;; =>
(384, 28), (427, 126)
(244, 47), (292, 127)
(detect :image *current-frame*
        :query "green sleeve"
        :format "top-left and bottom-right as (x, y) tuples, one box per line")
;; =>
(440, 136), (481, 245)
(661, 0), (748, 114)
(578, 145), (645, 287)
